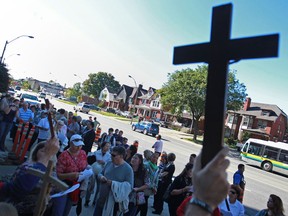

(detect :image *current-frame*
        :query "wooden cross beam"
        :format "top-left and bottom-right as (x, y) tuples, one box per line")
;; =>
(27, 160), (68, 216)
(173, 3), (279, 167)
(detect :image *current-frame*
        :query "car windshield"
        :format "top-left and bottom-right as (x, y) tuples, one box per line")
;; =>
(23, 94), (38, 101)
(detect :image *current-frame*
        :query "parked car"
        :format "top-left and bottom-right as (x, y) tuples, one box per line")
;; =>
(15, 86), (21, 91)
(132, 121), (159, 137)
(105, 107), (116, 114)
(20, 93), (41, 106)
(88, 104), (101, 111)
(153, 118), (170, 128)
(38, 92), (46, 99)
(7, 87), (15, 97)
(121, 111), (132, 118)
(74, 102), (91, 114)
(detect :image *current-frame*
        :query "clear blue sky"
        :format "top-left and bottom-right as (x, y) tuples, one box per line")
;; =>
(1, 0), (288, 113)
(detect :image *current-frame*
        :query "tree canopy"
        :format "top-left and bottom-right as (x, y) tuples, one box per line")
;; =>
(0, 64), (10, 93)
(159, 65), (247, 140)
(82, 72), (121, 98)
(65, 82), (82, 99)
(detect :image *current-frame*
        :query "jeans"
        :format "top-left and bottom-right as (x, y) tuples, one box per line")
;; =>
(0, 121), (13, 151)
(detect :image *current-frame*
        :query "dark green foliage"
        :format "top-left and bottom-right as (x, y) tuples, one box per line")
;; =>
(0, 64), (10, 93)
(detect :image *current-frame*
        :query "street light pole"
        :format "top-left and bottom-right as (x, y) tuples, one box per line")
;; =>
(129, 75), (138, 124)
(0, 35), (34, 64)
(3, 53), (20, 64)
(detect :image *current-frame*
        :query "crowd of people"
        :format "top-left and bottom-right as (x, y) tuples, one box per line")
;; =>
(0, 94), (286, 216)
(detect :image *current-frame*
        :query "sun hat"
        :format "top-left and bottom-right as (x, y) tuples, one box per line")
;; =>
(70, 134), (84, 146)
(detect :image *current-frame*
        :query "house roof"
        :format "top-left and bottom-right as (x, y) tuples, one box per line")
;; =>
(130, 87), (147, 98)
(231, 102), (287, 122)
(105, 86), (118, 94)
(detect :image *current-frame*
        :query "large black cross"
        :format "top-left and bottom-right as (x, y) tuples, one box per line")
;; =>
(173, 3), (279, 167)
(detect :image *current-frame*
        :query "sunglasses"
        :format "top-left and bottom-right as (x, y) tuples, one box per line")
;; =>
(72, 138), (83, 142)
(111, 154), (118, 157)
(230, 190), (237, 195)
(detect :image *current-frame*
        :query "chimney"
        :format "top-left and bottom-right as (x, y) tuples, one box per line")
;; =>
(243, 97), (251, 111)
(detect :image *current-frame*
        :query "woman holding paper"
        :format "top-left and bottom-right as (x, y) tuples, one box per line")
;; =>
(52, 134), (88, 216)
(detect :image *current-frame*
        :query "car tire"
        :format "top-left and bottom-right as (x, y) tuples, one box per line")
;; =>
(132, 126), (136, 131)
(152, 134), (156, 137)
(143, 129), (148, 135)
(262, 161), (273, 172)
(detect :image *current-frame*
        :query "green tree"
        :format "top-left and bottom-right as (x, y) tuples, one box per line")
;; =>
(0, 64), (10, 92)
(22, 80), (31, 90)
(82, 72), (121, 98)
(159, 65), (247, 141)
(65, 82), (82, 99)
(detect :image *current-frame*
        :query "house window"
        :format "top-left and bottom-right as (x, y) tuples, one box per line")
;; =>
(228, 115), (234, 124)
(242, 116), (249, 126)
(257, 120), (267, 129)
(152, 111), (157, 118)
(152, 100), (160, 107)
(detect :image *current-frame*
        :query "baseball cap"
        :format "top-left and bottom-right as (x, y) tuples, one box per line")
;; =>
(70, 134), (84, 146)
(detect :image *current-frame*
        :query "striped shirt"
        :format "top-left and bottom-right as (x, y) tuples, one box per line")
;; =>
(18, 108), (34, 123)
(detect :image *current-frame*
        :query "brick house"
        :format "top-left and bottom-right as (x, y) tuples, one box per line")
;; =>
(98, 86), (119, 109)
(225, 97), (287, 142)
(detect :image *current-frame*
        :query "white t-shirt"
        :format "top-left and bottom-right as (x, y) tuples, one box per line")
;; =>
(153, 140), (163, 153)
(219, 198), (245, 216)
(37, 117), (50, 140)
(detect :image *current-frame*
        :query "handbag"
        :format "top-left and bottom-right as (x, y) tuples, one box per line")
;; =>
(136, 192), (146, 205)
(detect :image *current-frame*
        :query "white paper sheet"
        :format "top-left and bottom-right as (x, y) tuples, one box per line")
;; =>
(50, 183), (80, 198)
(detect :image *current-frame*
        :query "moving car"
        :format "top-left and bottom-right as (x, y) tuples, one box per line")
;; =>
(132, 121), (159, 137)
(74, 102), (91, 114)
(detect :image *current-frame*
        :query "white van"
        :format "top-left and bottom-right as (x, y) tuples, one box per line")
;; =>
(74, 102), (91, 114)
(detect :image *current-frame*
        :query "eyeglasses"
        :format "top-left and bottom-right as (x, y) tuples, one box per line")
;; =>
(111, 154), (118, 157)
(230, 190), (237, 195)
(72, 139), (83, 142)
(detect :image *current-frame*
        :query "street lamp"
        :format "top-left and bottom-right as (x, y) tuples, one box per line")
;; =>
(0, 35), (34, 64)
(129, 75), (138, 124)
(3, 53), (20, 64)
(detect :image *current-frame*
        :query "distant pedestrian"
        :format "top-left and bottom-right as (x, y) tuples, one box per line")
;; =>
(233, 164), (245, 203)
(93, 117), (101, 130)
(152, 134), (163, 156)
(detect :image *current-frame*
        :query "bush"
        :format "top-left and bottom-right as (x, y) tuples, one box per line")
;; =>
(224, 137), (237, 147)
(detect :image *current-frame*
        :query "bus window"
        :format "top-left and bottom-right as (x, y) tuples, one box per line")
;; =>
(242, 143), (248, 152)
(248, 142), (262, 156)
(263, 146), (279, 160)
(279, 150), (288, 164)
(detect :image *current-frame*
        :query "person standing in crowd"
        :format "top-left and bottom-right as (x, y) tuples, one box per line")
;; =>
(125, 145), (138, 164)
(116, 130), (124, 145)
(140, 153), (160, 216)
(17, 101), (34, 124)
(94, 146), (133, 216)
(82, 121), (95, 154)
(119, 137), (129, 149)
(53, 134), (88, 216)
(0, 98), (18, 152)
(256, 194), (285, 216)
(85, 141), (111, 207)
(55, 120), (68, 154)
(36, 110), (50, 143)
(233, 164), (245, 203)
(126, 153), (149, 216)
(100, 128), (116, 147)
(67, 111), (74, 125)
(132, 140), (139, 150)
(93, 117), (101, 130)
(189, 153), (196, 165)
(153, 153), (176, 215)
(0, 138), (59, 215)
(218, 185), (245, 216)
(152, 135), (163, 156)
(57, 108), (68, 125)
(67, 116), (80, 140)
(168, 163), (193, 216)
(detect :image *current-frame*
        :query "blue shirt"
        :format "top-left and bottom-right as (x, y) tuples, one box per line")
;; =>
(18, 108), (34, 123)
(233, 170), (244, 185)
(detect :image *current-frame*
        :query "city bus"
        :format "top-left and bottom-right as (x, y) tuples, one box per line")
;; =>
(241, 138), (288, 175)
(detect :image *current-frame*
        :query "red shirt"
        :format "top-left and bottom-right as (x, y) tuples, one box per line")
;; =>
(57, 150), (87, 181)
(177, 196), (221, 216)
